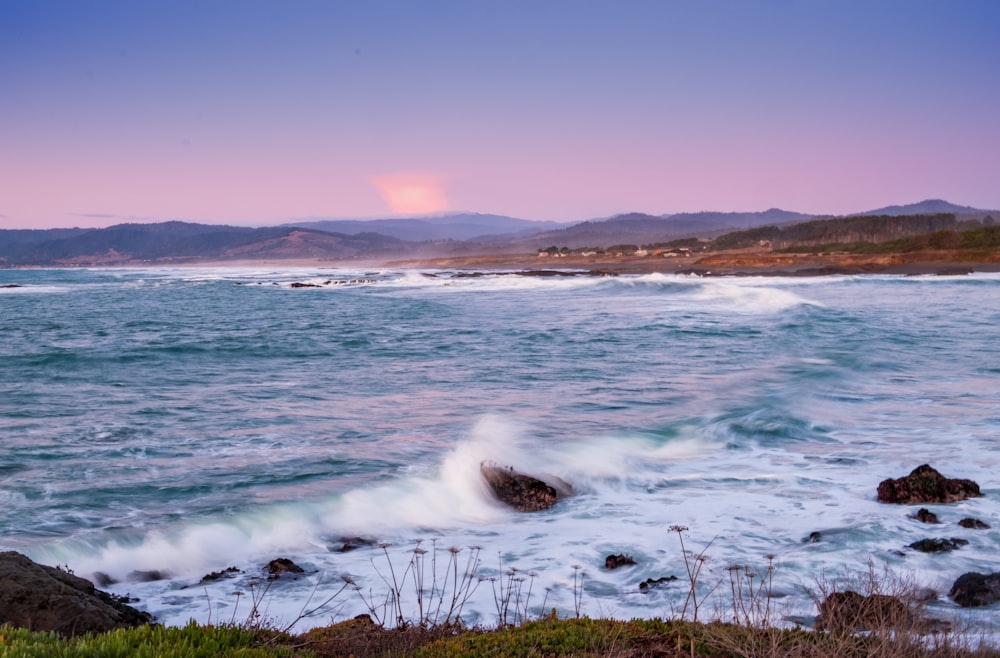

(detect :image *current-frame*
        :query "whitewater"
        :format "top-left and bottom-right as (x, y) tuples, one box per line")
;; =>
(1, 267), (998, 632)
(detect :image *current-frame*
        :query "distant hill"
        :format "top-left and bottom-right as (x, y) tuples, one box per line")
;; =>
(506, 208), (812, 250)
(0, 221), (411, 266)
(286, 213), (562, 242)
(856, 199), (984, 217)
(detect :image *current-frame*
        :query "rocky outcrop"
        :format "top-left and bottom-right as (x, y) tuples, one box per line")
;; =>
(949, 572), (1000, 608)
(876, 465), (981, 504)
(908, 537), (968, 553)
(264, 557), (305, 578)
(480, 463), (569, 512)
(604, 554), (636, 570)
(0, 551), (151, 636)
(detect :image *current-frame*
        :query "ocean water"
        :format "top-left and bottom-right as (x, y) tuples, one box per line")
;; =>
(2, 267), (999, 632)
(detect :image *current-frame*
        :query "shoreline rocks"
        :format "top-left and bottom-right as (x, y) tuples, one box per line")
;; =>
(0, 551), (151, 636)
(950, 572), (1000, 608)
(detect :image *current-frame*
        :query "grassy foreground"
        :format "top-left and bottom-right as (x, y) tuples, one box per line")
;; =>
(3, 616), (998, 658)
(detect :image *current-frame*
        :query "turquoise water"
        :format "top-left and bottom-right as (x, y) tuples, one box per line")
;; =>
(2, 267), (999, 629)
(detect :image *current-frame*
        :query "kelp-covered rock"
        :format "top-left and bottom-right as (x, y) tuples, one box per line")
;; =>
(949, 572), (1000, 608)
(0, 551), (151, 636)
(877, 464), (981, 504)
(481, 463), (569, 512)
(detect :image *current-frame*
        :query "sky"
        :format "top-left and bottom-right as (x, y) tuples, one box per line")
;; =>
(1, 1), (999, 229)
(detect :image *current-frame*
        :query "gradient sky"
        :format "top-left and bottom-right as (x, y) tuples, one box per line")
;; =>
(2, 1), (999, 229)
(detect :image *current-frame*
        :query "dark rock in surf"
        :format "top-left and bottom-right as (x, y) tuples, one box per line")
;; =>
(127, 569), (168, 582)
(912, 508), (940, 524)
(290, 281), (321, 288)
(816, 590), (911, 632)
(638, 575), (677, 591)
(877, 465), (981, 504)
(949, 572), (1000, 607)
(264, 557), (305, 578)
(200, 566), (241, 583)
(0, 284), (23, 288)
(958, 517), (990, 529)
(908, 537), (968, 553)
(334, 536), (376, 553)
(604, 554), (636, 570)
(480, 463), (566, 512)
(803, 531), (822, 543)
(0, 551), (152, 636)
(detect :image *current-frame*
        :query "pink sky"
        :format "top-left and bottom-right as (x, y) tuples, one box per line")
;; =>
(2, 1), (998, 229)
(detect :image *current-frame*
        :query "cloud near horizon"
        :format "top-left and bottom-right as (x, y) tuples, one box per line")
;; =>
(370, 173), (451, 215)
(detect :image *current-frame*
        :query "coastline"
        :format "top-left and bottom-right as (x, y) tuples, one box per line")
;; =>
(385, 248), (1000, 277)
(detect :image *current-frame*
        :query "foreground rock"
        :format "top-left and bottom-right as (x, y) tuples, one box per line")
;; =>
(877, 464), (982, 504)
(0, 551), (151, 636)
(265, 557), (306, 578)
(480, 463), (570, 512)
(816, 591), (911, 632)
(949, 572), (1000, 607)
(604, 554), (636, 570)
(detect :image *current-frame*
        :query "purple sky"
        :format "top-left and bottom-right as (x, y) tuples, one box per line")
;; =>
(2, 1), (998, 229)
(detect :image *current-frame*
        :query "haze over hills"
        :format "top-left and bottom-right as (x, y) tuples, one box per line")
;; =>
(0, 200), (997, 267)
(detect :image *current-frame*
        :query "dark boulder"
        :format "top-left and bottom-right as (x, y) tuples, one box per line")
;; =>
(816, 591), (911, 632)
(264, 557), (305, 578)
(877, 465), (981, 504)
(958, 517), (990, 529)
(604, 554), (636, 570)
(0, 551), (151, 636)
(481, 463), (569, 512)
(803, 531), (822, 543)
(949, 572), (1000, 608)
(912, 508), (940, 524)
(908, 537), (968, 553)
(127, 569), (168, 582)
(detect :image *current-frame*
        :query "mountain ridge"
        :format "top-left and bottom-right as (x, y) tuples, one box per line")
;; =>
(2, 201), (997, 267)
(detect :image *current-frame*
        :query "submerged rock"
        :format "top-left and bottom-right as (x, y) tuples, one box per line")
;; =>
(907, 537), (968, 553)
(480, 463), (569, 512)
(958, 517), (990, 529)
(912, 508), (940, 524)
(950, 572), (1000, 607)
(0, 551), (151, 636)
(877, 464), (981, 504)
(638, 575), (677, 591)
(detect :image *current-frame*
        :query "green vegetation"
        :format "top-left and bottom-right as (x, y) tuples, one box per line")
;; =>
(0, 621), (298, 658)
(774, 225), (1000, 255)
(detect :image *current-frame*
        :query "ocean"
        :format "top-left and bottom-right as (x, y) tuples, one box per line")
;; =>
(2, 266), (998, 632)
